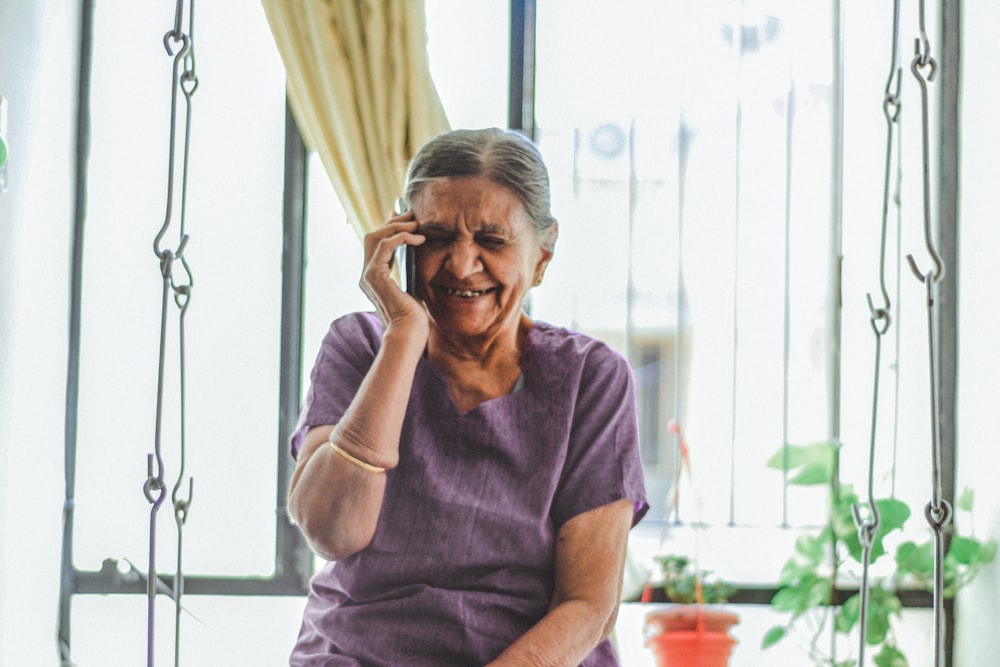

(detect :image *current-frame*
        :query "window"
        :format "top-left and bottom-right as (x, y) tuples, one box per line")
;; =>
(57, 2), (308, 664)
(39, 1), (966, 666)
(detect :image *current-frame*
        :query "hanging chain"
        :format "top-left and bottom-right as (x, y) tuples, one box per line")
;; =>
(906, 2), (950, 666)
(906, 0), (944, 284)
(851, 2), (902, 665)
(146, 1), (198, 665)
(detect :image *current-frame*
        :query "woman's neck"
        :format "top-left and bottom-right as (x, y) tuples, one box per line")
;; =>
(427, 315), (532, 412)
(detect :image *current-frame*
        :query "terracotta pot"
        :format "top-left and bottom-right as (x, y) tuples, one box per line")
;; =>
(643, 606), (739, 667)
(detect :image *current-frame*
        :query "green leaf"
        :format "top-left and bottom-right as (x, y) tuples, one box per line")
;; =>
(778, 558), (815, 586)
(896, 540), (933, 577)
(840, 527), (864, 563)
(770, 586), (807, 613)
(835, 593), (860, 634)
(956, 486), (975, 513)
(873, 642), (908, 667)
(761, 625), (787, 649)
(771, 574), (831, 614)
(947, 536), (980, 566)
(795, 533), (827, 565)
(766, 442), (836, 485)
(866, 603), (891, 645)
(875, 498), (911, 534)
(981, 539), (997, 563)
(832, 493), (861, 541)
(765, 442), (831, 469)
(788, 462), (833, 486)
(866, 586), (902, 646)
(867, 498), (911, 562)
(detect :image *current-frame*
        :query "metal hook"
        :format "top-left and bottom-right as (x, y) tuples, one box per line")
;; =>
(153, 31), (193, 261)
(883, 68), (902, 123)
(172, 477), (194, 526)
(925, 498), (952, 532)
(172, 280), (192, 311)
(170, 254), (194, 310)
(155, 232), (189, 270)
(143, 453), (167, 507)
(908, 43), (944, 284)
(162, 30), (189, 59)
(907, 255), (943, 287)
(180, 34), (199, 98)
(883, 0), (903, 117)
(165, 0), (186, 48)
(912, 39), (937, 83)
(914, 34), (932, 69)
(852, 501), (881, 550)
(866, 293), (892, 336)
(180, 69), (199, 98)
(915, 0), (933, 67)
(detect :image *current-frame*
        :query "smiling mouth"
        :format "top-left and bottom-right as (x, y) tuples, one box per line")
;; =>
(441, 286), (494, 298)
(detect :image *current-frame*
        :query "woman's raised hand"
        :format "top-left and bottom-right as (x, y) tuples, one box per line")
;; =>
(360, 210), (428, 335)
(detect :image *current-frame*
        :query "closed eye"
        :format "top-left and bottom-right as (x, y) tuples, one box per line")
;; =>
(476, 235), (508, 248)
(421, 232), (453, 248)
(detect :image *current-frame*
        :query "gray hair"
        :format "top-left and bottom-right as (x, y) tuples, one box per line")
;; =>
(403, 128), (558, 249)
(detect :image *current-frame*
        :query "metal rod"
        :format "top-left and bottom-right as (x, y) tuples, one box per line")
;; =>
(938, 1), (961, 663)
(72, 565), (317, 596)
(508, 0), (537, 140)
(728, 1), (744, 528)
(828, 4), (846, 663)
(828, 0), (845, 448)
(781, 81), (794, 528)
(275, 101), (313, 586)
(58, 1), (95, 663)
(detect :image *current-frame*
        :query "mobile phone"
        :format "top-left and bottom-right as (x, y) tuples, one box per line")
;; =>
(393, 199), (416, 296)
(394, 244), (416, 296)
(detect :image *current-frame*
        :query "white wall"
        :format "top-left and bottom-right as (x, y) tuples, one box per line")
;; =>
(0, 1), (76, 663)
(954, 2), (1000, 664)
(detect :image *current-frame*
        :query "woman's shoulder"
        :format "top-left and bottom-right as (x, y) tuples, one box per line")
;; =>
(326, 311), (384, 344)
(315, 311), (385, 366)
(526, 320), (630, 374)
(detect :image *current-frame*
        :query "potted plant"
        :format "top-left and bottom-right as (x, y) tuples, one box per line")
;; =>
(642, 554), (740, 667)
(761, 441), (996, 666)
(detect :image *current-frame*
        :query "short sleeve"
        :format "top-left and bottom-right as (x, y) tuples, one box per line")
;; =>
(551, 344), (649, 527)
(290, 312), (384, 457)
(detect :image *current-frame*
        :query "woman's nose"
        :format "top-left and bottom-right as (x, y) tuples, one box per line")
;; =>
(444, 240), (482, 279)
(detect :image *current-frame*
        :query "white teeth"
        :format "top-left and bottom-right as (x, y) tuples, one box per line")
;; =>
(446, 287), (487, 298)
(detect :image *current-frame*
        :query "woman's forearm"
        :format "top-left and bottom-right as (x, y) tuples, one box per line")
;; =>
(487, 499), (633, 666)
(485, 599), (618, 667)
(288, 324), (426, 560)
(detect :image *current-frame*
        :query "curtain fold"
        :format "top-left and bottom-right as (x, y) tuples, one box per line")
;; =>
(261, 0), (450, 238)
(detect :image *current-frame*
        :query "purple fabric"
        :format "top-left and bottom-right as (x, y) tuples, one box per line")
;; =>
(290, 312), (649, 666)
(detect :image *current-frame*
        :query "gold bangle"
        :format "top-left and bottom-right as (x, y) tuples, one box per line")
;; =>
(328, 439), (386, 473)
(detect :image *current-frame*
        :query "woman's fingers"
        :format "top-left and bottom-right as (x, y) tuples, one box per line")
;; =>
(360, 214), (426, 326)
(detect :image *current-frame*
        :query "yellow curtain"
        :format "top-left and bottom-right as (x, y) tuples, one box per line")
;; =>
(261, 0), (450, 237)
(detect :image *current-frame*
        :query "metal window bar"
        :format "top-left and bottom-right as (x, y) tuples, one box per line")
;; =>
(508, 0), (536, 140)
(937, 0), (960, 659)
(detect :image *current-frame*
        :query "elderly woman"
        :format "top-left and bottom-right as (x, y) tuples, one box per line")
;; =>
(288, 128), (648, 666)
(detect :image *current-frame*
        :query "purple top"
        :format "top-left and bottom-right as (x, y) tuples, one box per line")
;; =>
(290, 312), (649, 666)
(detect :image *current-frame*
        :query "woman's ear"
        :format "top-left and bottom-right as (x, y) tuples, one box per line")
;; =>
(534, 223), (558, 284)
(541, 222), (559, 253)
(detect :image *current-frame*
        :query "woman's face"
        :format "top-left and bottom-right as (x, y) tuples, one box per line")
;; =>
(411, 175), (553, 345)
